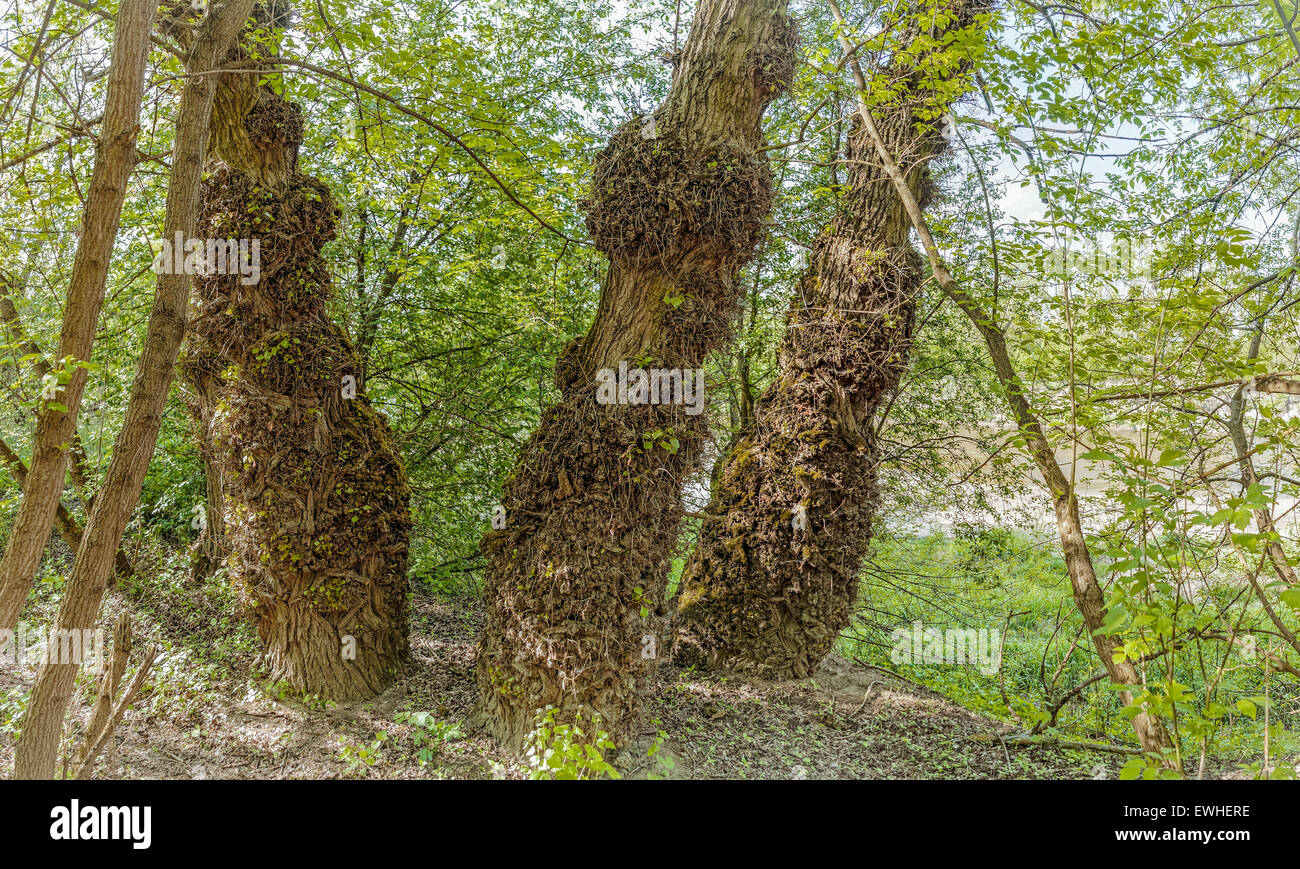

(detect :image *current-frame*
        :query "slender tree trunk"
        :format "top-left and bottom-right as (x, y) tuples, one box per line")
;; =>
(1, 282), (99, 516)
(827, 0), (1173, 757)
(948, 289), (1173, 757)
(1229, 327), (1299, 589)
(179, 371), (228, 582)
(1224, 319), (1300, 661)
(0, 0), (155, 630)
(674, 0), (987, 678)
(0, 438), (132, 579)
(474, 0), (797, 751)
(12, 0), (257, 780)
(0, 291), (133, 578)
(179, 10), (412, 699)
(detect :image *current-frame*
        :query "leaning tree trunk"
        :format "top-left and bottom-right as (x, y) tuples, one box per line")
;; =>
(13, 0), (257, 780)
(823, 0), (1173, 757)
(0, 0), (155, 631)
(673, 0), (988, 678)
(180, 8), (411, 700)
(474, 0), (797, 750)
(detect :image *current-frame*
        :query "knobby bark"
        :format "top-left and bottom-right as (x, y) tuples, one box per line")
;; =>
(674, 0), (987, 678)
(0, 0), (155, 630)
(13, 0), (257, 780)
(180, 8), (412, 699)
(827, 0), (1173, 756)
(474, 0), (797, 751)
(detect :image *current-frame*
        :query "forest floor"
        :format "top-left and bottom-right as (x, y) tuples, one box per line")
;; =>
(0, 583), (1111, 780)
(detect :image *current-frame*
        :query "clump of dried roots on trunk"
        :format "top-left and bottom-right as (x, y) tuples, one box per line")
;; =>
(674, 0), (988, 678)
(672, 177), (923, 678)
(475, 0), (797, 752)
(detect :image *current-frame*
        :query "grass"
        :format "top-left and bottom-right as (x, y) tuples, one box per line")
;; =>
(844, 527), (1299, 776)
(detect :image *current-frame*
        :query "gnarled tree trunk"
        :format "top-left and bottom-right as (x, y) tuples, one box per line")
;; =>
(474, 0), (797, 751)
(673, 0), (988, 678)
(180, 7), (412, 700)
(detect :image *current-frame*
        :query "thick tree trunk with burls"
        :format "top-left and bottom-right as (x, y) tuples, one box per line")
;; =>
(180, 8), (411, 700)
(474, 0), (796, 751)
(13, 0), (258, 780)
(674, 0), (985, 678)
(0, 0), (155, 630)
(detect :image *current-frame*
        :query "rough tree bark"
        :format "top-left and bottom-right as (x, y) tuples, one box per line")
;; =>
(828, 0), (1173, 757)
(180, 6), (412, 699)
(673, 0), (987, 678)
(0, 0), (155, 630)
(474, 0), (797, 751)
(13, 0), (257, 780)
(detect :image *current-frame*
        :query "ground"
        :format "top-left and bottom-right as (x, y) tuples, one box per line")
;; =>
(0, 585), (1109, 780)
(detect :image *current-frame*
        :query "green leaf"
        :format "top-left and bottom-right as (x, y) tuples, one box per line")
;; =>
(1279, 587), (1300, 613)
